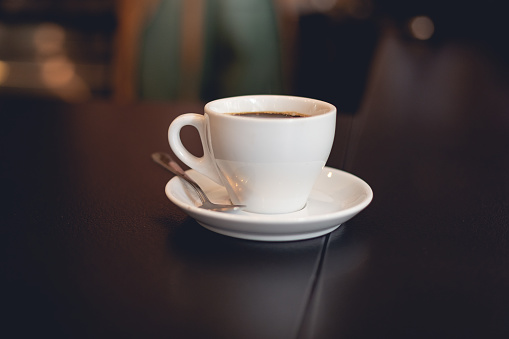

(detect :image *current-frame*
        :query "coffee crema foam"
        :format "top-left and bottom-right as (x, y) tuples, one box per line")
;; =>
(228, 111), (310, 118)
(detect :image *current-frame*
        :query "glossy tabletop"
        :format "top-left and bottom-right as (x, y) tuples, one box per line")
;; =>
(2, 29), (509, 338)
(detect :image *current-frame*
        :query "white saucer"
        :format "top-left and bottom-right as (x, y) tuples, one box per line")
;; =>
(165, 166), (373, 242)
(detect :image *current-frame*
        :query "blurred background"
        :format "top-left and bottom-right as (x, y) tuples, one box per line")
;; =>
(0, 0), (115, 102)
(0, 0), (378, 113)
(0, 0), (506, 113)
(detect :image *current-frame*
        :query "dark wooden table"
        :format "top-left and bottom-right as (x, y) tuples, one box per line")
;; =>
(2, 29), (509, 338)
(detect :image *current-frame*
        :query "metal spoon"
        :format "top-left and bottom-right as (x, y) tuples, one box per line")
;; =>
(152, 152), (245, 212)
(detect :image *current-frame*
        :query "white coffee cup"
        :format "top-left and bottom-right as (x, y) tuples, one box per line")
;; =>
(168, 95), (336, 214)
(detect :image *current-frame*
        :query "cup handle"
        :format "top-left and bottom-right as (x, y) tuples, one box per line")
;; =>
(168, 113), (223, 185)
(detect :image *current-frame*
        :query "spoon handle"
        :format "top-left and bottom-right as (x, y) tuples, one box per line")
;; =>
(151, 152), (208, 204)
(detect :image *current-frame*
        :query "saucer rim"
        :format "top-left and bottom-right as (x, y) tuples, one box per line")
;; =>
(197, 222), (341, 242)
(166, 166), (372, 223)
(165, 166), (373, 241)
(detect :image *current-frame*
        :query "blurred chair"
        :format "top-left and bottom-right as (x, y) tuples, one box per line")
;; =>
(113, 0), (295, 102)
(113, 0), (159, 101)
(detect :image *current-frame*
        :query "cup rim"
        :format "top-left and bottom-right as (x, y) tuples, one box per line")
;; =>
(204, 95), (336, 119)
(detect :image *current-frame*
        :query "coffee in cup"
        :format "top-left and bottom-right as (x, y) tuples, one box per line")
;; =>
(228, 111), (310, 118)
